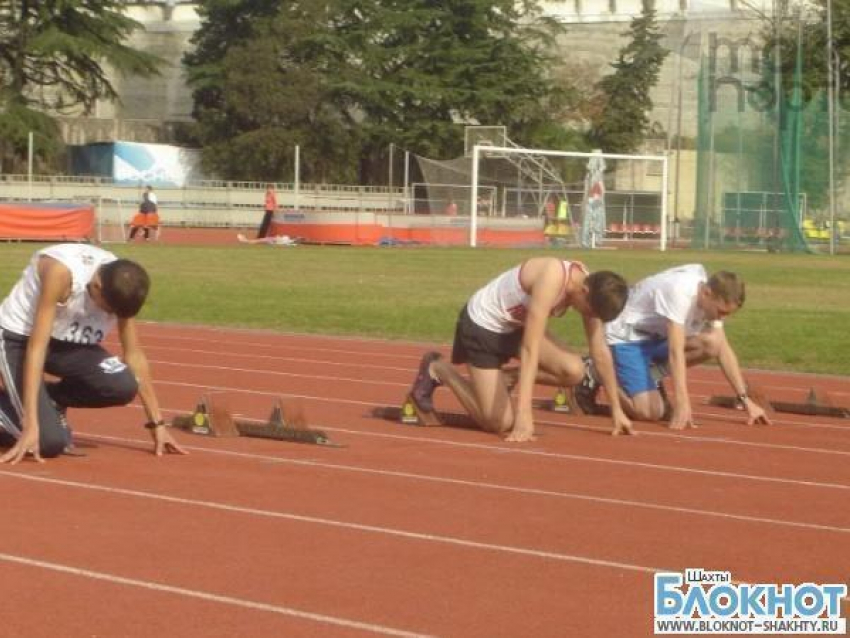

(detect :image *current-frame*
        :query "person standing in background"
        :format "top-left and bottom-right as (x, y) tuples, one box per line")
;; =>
(258, 184), (278, 239)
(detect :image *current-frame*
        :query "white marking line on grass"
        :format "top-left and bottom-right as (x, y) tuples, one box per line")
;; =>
(81, 432), (850, 535)
(0, 552), (432, 638)
(0, 471), (669, 577)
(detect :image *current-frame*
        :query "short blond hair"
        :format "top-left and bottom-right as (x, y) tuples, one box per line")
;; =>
(707, 271), (745, 307)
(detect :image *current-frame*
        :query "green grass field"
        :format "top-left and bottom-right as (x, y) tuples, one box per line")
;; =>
(2, 243), (849, 376)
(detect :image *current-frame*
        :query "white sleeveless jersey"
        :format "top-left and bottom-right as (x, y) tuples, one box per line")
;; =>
(0, 244), (118, 344)
(466, 260), (587, 334)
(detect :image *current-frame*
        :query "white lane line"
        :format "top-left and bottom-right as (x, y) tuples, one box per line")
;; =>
(149, 382), (850, 463)
(317, 426), (850, 491)
(129, 327), (850, 395)
(145, 360), (850, 434)
(143, 345), (414, 373)
(144, 356), (850, 434)
(117, 397), (850, 491)
(149, 359), (409, 387)
(80, 432), (850, 535)
(127, 332), (428, 362)
(0, 470), (670, 576)
(0, 552), (432, 638)
(6, 470), (848, 605)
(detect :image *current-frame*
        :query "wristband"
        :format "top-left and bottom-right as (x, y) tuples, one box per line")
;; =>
(144, 419), (166, 429)
(736, 393), (749, 404)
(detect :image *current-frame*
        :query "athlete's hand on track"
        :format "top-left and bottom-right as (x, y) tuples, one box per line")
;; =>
(150, 426), (188, 456)
(745, 401), (771, 426)
(668, 405), (697, 430)
(611, 409), (635, 436)
(0, 428), (43, 465)
(505, 414), (536, 442)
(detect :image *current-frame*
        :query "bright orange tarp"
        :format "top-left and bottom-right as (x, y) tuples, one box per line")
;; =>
(0, 203), (94, 240)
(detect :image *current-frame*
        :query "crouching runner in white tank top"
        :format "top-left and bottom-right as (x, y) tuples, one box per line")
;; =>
(0, 244), (186, 462)
(408, 256), (632, 441)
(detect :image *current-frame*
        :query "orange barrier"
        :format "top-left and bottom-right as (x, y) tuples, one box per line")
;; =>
(0, 203), (94, 241)
(270, 215), (545, 246)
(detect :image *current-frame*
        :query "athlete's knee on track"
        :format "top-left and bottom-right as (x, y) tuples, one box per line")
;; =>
(479, 409), (513, 434)
(39, 428), (69, 459)
(97, 371), (139, 407)
(630, 392), (666, 422)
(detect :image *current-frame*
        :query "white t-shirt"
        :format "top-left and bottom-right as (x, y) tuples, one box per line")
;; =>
(0, 244), (118, 344)
(606, 264), (710, 345)
(467, 260), (587, 334)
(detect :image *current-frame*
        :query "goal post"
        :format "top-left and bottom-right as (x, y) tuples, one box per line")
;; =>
(96, 196), (129, 244)
(470, 145), (669, 250)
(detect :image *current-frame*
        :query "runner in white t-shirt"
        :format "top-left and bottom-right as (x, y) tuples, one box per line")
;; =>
(0, 244), (186, 463)
(407, 257), (632, 441)
(577, 264), (770, 429)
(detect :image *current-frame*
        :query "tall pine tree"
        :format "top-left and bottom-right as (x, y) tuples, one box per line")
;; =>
(184, 0), (570, 182)
(0, 0), (162, 170)
(589, 0), (668, 153)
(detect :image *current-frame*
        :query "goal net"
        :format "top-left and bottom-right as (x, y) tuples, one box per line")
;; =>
(95, 197), (129, 244)
(469, 146), (669, 249)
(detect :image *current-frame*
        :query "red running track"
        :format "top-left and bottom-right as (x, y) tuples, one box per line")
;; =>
(1, 323), (848, 637)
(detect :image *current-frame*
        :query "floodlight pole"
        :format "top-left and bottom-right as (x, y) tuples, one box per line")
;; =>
(669, 29), (693, 224)
(470, 146), (480, 247)
(388, 143), (394, 189)
(403, 151), (410, 215)
(27, 131), (33, 202)
(827, 0), (837, 255)
(660, 157), (669, 252)
(294, 144), (300, 212)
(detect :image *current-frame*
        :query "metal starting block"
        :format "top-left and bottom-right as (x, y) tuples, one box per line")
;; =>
(171, 394), (343, 446)
(533, 387), (614, 417)
(532, 387), (576, 414)
(708, 386), (849, 419)
(372, 394), (478, 429)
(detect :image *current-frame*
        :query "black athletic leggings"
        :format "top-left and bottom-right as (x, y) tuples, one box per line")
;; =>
(0, 330), (138, 457)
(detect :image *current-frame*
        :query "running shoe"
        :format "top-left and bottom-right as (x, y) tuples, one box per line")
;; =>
(410, 351), (442, 413)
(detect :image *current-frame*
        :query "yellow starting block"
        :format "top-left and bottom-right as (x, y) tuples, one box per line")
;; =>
(371, 394), (477, 429)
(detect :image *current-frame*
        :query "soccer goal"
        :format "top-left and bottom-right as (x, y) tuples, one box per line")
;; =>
(95, 196), (129, 244)
(469, 146), (669, 250)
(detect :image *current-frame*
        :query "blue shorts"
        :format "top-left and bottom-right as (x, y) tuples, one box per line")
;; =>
(610, 339), (669, 397)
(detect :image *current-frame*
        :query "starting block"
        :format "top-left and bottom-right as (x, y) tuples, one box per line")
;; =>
(171, 394), (343, 446)
(533, 387), (613, 417)
(708, 385), (849, 419)
(372, 394), (477, 429)
(532, 387), (575, 413)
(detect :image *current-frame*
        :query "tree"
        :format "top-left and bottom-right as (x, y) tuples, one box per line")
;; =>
(186, 1), (359, 182)
(0, 0), (162, 171)
(185, 0), (574, 182)
(340, 0), (568, 169)
(589, 0), (668, 153)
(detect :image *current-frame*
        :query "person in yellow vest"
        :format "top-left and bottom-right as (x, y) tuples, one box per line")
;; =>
(556, 197), (570, 236)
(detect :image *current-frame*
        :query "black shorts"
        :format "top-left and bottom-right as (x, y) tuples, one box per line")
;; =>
(451, 305), (523, 369)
